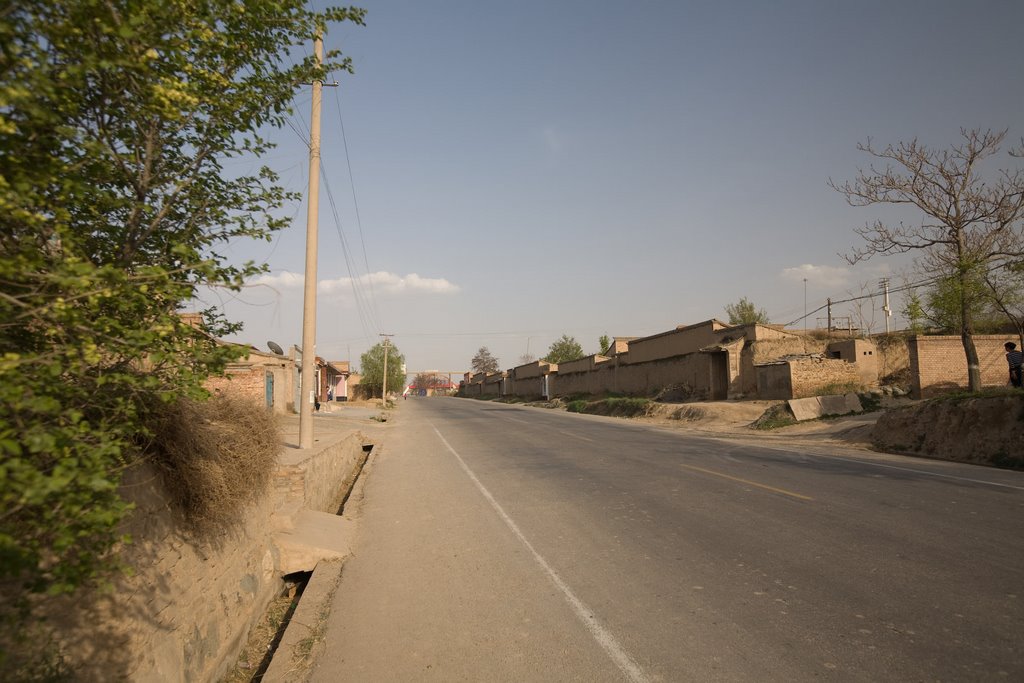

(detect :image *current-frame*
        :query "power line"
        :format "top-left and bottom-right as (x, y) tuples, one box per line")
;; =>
(319, 161), (381, 338)
(780, 259), (1022, 328)
(332, 86), (379, 319)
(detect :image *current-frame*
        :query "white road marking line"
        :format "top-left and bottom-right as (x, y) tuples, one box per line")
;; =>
(826, 456), (1024, 491)
(432, 426), (650, 683)
(745, 442), (1024, 492)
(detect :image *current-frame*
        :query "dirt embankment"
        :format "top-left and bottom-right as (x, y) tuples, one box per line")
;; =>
(872, 394), (1024, 468)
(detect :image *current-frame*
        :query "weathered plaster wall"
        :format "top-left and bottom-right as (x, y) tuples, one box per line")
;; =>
(624, 321), (727, 364)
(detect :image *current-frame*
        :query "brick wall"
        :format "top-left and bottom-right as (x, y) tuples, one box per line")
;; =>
(206, 364), (265, 403)
(909, 335), (1014, 398)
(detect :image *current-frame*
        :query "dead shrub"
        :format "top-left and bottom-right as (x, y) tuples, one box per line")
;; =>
(670, 406), (707, 421)
(144, 394), (279, 535)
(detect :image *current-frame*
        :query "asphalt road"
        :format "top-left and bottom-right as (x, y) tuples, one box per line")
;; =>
(311, 397), (1024, 682)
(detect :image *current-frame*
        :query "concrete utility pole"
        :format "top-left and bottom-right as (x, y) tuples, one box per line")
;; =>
(880, 278), (892, 334)
(380, 334), (394, 407)
(803, 278), (808, 334)
(298, 35), (325, 449)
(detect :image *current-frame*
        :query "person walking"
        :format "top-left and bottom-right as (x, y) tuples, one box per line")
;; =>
(1006, 341), (1024, 388)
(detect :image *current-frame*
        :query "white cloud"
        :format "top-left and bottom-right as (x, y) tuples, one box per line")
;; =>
(781, 262), (896, 292)
(251, 271), (304, 289)
(780, 263), (852, 289)
(253, 270), (460, 296)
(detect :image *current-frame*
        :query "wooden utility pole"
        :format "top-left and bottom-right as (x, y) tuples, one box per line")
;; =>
(299, 35), (325, 449)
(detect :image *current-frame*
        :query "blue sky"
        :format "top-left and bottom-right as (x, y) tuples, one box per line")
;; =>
(207, 0), (1024, 375)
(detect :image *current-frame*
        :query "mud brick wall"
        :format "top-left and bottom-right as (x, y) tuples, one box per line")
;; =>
(604, 354), (714, 399)
(874, 335), (910, 382)
(552, 367), (610, 396)
(788, 357), (863, 398)
(909, 335), (1015, 399)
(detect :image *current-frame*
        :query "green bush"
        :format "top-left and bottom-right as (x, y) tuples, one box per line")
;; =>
(566, 400), (588, 413)
(0, 0), (365, 670)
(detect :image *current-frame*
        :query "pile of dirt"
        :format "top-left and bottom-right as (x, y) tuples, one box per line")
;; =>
(872, 393), (1024, 468)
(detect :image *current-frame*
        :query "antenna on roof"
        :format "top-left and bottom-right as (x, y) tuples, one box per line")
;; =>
(267, 341), (284, 356)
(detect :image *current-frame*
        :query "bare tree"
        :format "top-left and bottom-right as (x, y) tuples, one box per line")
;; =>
(831, 128), (1024, 391)
(983, 261), (1024, 346)
(846, 281), (878, 336)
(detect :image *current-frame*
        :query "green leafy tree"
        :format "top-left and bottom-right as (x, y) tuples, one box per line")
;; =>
(471, 346), (500, 374)
(0, 0), (365, 640)
(831, 128), (1024, 391)
(598, 334), (613, 355)
(921, 269), (1003, 334)
(902, 291), (927, 333)
(725, 297), (770, 325)
(543, 335), (584, 364)
(360, 343), (406, 398)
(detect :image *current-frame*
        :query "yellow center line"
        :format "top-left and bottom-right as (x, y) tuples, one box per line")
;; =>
(679, 463), (814, 501)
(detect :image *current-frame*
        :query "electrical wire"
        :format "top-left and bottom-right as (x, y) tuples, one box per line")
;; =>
(779, 259), (1021, 328)
(332, 86), (379, 321)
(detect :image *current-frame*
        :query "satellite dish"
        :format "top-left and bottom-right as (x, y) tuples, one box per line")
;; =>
(267, 341), (284, 356)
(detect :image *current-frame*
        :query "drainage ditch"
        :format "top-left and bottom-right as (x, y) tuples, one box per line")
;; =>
(223, 441), (376, 682)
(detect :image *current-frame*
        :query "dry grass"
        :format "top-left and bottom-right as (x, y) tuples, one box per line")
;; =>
(669, 406), (708, 421)
(145, 394), (279, 535)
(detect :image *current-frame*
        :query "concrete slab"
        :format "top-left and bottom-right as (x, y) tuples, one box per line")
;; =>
(273, 509), (356, 575)
(788, 397), (824, 421)
(843, 392), (864, 414)
(790, 394), (864, 421)
(817, 394), (850, 416)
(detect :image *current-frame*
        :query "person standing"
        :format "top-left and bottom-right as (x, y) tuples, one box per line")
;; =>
(1006, 341), (1024, 388)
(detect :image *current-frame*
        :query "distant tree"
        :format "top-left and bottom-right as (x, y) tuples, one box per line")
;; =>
(471, 346), (500, 374)
(725, 297), (770, 325)
(598, 334), (613, 355)
(412, 372), (433, 389)
(901, 291), (928, 333)
(543, 335), (584, 364)
(360, 343), (406, 398)
(518, 353), (536, 365)
(831, 128), (1024, 391)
